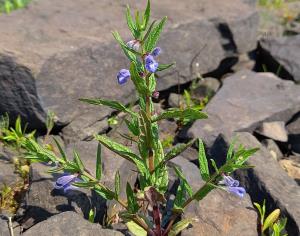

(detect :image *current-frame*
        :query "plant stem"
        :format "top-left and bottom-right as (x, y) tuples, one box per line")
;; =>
(153, 204), (162, 236)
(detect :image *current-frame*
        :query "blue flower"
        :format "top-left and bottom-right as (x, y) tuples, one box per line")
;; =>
(54, 174), (80, 193)
(227, 186), (246, 198)
(219, 175), (246, 198)
(145, 55), (158, 73)
(151, 47), (161, 57)
(117, 69), (131, 85)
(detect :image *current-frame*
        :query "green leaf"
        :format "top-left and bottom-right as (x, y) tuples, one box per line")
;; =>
(126, 5), (139, 38)
(193, 184), (214, 201)
(174, 180), (186, 210)
(72, 181), (97, 188)
(125, 117), (140, 136)
(126, 221), (147, 236)
(226, 137), (237, 161)
(164, 140), (195, 162)
(210, 159), (219, 174)
(112, 31), (139, 62)
(88, 209), (95, 223)
(263, 209), (280, 232)
(130, 62), (148, 96)
(79, 98), (137, 116)
(144, 16), (167, 52)
(169, 218), (192, 236)
(73, 150), (85, 172)
(96, 143), (102, 180)
(93, 185), (115, 200)
(115, 170), (120, 197)
(95, 135), (148, 174)
(126, 182), (139, 214)
(142, 20), (156, 44)
(53, 137), (67, 162)
(152, 108), (208, 122)
(198, 139), (210, 181)
(148, 74), (156, 94)
(156, 62), (175, 72)
(174, 167), (193, 197)
(141, 0), (150, 30)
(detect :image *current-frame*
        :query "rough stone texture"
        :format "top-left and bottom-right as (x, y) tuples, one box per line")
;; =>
(0, 0), (258, 136)
(168, 93), (184, 108)
(187, 71), (300, 147)
(211, 132), (300, 235)
(279, 156), (300, 185)
(255, 121), (288, 142)
(22, 211), (123, 236)
(0, 218), (21, 236)
(259, 35), (300, 82)
(169, 156), (257, 236)
(191, 77), (221, 99)
(261, 139), (283, 161)
(0, 56), (46, 131)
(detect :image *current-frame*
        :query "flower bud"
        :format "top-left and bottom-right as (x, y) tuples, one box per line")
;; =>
(152, 91), (159, 99)
(126, 40), (140, 51)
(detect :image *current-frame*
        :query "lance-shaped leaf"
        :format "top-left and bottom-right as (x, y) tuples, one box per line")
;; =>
(174, 180), (186, 210)
(226, 137), (237, 161)
(93, 185), (115, 200)
(73, 150), (85, 172)
(126, 221), (147, 236)
(112, 31), (140, 62)
(115, 171), (121, 197)
(157, 63), (175, 72)
(79, 98), (137, 116)
(144, 16), (167, 52)
(152, 108), (208, 122)
(53, 137), (67, 162)
(198, 139), (210, 181)
(125, 117), (140, 136)
(141, 0), (150, 30)
(164, 140), (195, 162)
(126, 5), (139, 38)
(169, 218), (193, 236)
(96, 143), (102, 180)
(95, 135), (148, 174)
(130, 62), (148, 96)
(126, 182), (139, 214)
(174, 167), (193, 197)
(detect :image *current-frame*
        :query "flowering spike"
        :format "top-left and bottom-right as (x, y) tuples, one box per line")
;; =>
(117, 69), (131, 85)
(219, 175), (246, 198)
(145, 55), (158, 73)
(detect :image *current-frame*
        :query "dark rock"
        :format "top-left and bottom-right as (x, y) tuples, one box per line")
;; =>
(22, 211), (123, 236)
(169, 156), (257, 236)
(210, 132), (300, 235)
(289, 134), (300, 155)
(183, 191), (257, 236)
(255, 121), (288, 142)
(168, 93), (184, 108)
(191, 77), (221, 99)
(187, 70), (300, 147)
(261, 139), (283, 161)
(0, 55), (46, 131)
(259, 35), (300, 82)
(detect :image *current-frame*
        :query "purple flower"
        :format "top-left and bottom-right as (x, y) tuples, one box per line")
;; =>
(117, 69), (131, 85)
(227, 186), (246, 198)
(151, 47), (161, 57)
(54, 174), (79, 193)
(126, 40), (140, 51)
(219, 175), (246, 198)
(145, 55), (158, 73)
(219, 175), (239, 187)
